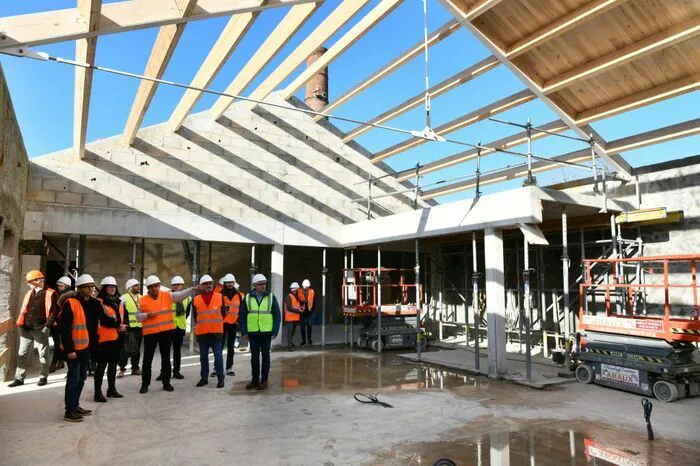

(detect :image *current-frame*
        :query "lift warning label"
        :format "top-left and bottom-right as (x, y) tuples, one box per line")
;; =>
(601, 364), (640, 387)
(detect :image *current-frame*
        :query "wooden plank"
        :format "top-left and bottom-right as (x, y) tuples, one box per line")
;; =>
(371, 89), (536, 163)
(313, 19), (462, 121)
(168, 5), (262, 131)
(442, 0), (504, 21)
(0, 0), (318, 50)
(245, 0), (373, 105)
(543, 16), (700, 94)
(606, 117), (700, 153)
(122, 0), (198, 145)
(281, 0), (404, 100)
(73, 0), (102, 160)
(342, 56), (499, 143)
(209, 2), (320, 120)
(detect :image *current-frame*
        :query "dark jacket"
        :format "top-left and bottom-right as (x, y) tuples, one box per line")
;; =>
(58, 292), (104, 354)
(238, 290), (281, 337)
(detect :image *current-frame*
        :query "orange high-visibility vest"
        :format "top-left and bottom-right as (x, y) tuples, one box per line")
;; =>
(98, 302), (124, 343)
(60, 298), (90, 351)
(16, 288), (56, 327)
(297, 288), (315, 312)
(140, 291), (176, 336)
(284, 292), (301, 323)
(193, 293), (224, 336)
(223, 292), (242, 324)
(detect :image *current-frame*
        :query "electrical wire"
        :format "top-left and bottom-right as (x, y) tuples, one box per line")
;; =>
(354, 392), (393, 408)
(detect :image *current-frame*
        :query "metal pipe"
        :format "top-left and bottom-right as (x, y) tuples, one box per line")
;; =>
(367, 176), (372, 220)
(516, 240), (522, 354)
(207, 242), (212, 275)
(376, 245), (382, 353)
(250, 244), (257, 282)
(344, 251), (348, 346)
(475, 141), (482, 198)
(415, 239), (422, 361)
(414, 163), (421, 209)
(463, 244), (469, 346)
(562, 208), (571, 369)
(489, 116), (590, 143)
(64, 235), (71, 276)
(190, 241), (200, 352)
(590, 136), (599, 192)
(130, 237), (137, 279)
(523, 236), (532, 381)
(600, 166), (608, 213)
(321, 248), (327, 349)
(76, 235), (86, 275)
(610, 215), (621, 315)
(472, 232), (480, 370)
(526, 117), (534, 185)
(140, 238), (145, 290)
(350, 249), (355, 349)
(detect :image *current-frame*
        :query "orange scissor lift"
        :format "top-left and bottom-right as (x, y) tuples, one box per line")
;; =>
(574, 255), (700, 402)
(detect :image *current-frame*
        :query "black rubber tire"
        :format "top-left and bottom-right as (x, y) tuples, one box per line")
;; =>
(370, 339), (384, 353)
(575, 364), (595, 384)
(653, 380), (679, 403)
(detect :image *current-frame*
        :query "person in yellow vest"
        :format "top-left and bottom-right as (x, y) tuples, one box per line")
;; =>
(8, 270), (57, 388)
(137, 275), (199, 394)
(117, 279), (142, 378)
(58, 274), (100, 422)
(284, 282), (303, 352)
(93, 276), (127, 402)
(157, 276), (191, 381)
(298, 278), (316, 346)
(193, 275), (226, 388)
(221, 273), (243, 376)
(239, 274), (281, 391)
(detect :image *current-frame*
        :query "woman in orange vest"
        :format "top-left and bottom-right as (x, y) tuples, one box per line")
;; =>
(193, 275), (226, 388)
(221, 273), (243, 376)
(297, 279), (316, 346)
(284, 282), (302, 351)
(94, 276), (127, 402)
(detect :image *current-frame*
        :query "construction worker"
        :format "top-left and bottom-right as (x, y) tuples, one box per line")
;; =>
(48, 276), (72, 373)
(298, 278), (316, 346)
(94, 276), (126, 402)
(8, 270), (57, 388)
(221, 273), (243, 376)
(137, 275), (199, 394)
(284, 282), (302, 351)
(170, 276), (190, 380)
(118, 279), (142, 378)
(239, 274), (281, 390)
(193, 275), (225, 388)
(59, 274), (100, 422)
(214, 277), (224, 294)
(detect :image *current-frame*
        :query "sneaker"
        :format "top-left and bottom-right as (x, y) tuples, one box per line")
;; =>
(217, 378), (225, 389)
(155, 374), (162, 382)
(76, 407), (92, 416)
(117, 369), (125, 378)
(131, 368), (141, 376)
(226, 369), (236, 376)
(245, 381), (259, 390)
(37, 377), (48, 387)
(8, 379), (24, 388)
(173, 372), (184, 380)
(257, 381), (268, 391)
(139, 386), (148, 394)
(64, 412), (84, 423)
(163, 384), (174, 392)
(196, 379), (208, 387)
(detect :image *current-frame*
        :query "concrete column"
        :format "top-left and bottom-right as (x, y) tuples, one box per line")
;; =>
(484, 227), (506, 378)
(271, 243), (284, 347)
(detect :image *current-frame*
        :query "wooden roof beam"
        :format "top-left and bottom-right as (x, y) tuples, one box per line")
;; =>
(209, 2), (320, 120)
(0, 0), (318, 50)
(244, 0), (373, 105)
(168, 3), (263, 132)
(342, 55), (499, 143)
(73, 0), (102, 160)
(371, 89), (536, 163)
(281, 0), (405, 101)
(122, 0), (197, 146)
(441, 0), (504, 22)
(312, 19), (462, 121)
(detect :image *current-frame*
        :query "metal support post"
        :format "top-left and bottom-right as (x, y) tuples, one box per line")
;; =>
(350, 249), (355, 349)
(250, 244), (257, 282)
(140, 238), (146, 288)
(321, 248), (327, 348)
(600, 165), (608, 213)
(376, 245), (382, 353)
(581, 228), (587, 318)
(344, 251), (348, 345)
(76, 235), (87, 275)
(538, 247), (546, 330)
(415, 239), (422, 361)
(130, 237), (137, 279)
(516, 240), (522, 353)
(610, 215), (621, 315)
(207, 242), (212, 275)
(525, 118), (534, 186)
(523, 237), (532, 381)
(590, 136), (599, 193)
(190, 241), (200, 352)
(475, 142), (482, 198)
(367, 175), (373, 220)
(562, 208), (571, 368)
(472, 232), (480, 370)
(64, 235), (72, 277)
(463, 244), (469, 345)
(413, 164), (421, 209)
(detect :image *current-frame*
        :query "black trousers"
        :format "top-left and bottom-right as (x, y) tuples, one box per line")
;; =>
(286, 322), (298, 347)
(142, 330), (173, 387)
(300, 312), (313, 344)
(249, 333), (272, 383)
(119, 327), (142, 370)
(223, 323), (238, 370)
(50, 326), (63, 366)
(172, 328), (185, 374)
(94, 360), (117, 394)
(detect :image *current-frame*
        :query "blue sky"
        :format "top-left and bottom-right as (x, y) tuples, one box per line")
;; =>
(2, 0), (699, 204)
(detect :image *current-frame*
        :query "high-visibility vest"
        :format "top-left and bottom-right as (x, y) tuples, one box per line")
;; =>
(60, 298), (89, 351)
(98, 302), (124, 343)
(122, 293), (142, 328)
(284, 292), (301, 323)
(297, 288), (315, 312)
(193, 293), (224, 336)
(223, 292), (243, 325)
(16, 288), (56, 327)
(246, 293), (274, 333)
(173, 296), (191, 330)
(140, 291), (176, 336)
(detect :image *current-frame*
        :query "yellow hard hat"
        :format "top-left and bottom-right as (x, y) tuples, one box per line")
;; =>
(26, 270), (45, 282)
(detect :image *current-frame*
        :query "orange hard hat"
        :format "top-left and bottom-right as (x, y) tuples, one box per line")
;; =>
(26, 270), (45, 282)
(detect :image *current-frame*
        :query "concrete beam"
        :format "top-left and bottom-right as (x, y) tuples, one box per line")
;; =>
(484, 227), (506, 378)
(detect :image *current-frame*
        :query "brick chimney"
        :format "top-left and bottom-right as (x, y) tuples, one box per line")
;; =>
(304, 47), (329, 112)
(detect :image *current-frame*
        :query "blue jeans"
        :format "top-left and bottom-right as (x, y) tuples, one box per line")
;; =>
(198, 334), (223, 380)
(65, 351), (89, 414)
(249, 333), (272, 383)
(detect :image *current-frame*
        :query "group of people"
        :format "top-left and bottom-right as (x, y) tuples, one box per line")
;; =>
(8, 268), (319, 423)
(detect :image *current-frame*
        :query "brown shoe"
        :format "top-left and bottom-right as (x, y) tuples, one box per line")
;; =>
(64, 412), (84, 423)
(76, 407), (92, 416)
(245, 381), (259, 390)
(257, 381), (268, 390)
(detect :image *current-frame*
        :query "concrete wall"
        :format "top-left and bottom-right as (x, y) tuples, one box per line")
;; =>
(0, 63), (29, 380)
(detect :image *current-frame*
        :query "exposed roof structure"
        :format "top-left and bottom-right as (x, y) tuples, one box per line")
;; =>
(1, 0), (698, 203)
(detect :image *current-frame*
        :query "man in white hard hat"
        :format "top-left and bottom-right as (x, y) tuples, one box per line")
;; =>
(192, 275), (226, 388)
(156, 276), (191, 381)
(298, 279), (316, 346)
(220, 273), (243, 376)
(284, 282), (303, 351)
(239, 274), (281, 390)
(118, 278), (142, 378)
(48, 276), (73, 373)
(137, 275), (200, 394)
(58, 274), (101, 422)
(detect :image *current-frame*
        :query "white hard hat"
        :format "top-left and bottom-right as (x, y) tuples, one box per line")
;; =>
(200, 274), (214, 285)
(125, 278), (139, 290)
(100, 276), (117, 287)
(171, 275), (185, 285)
(75, 274), (96, 287)
(302, 279), (311, 288)
(219, 277), (224, 285)
(252, 273), (267, 285)
(290, 282), (300, 290)
(233, 282), (240, 290)
(222, 273), (236, 283)
(57, 276), (72, 286)
(144, 275), (161, 287)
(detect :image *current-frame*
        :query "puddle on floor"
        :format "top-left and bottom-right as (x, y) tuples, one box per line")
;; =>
(367, 418), (700, 466)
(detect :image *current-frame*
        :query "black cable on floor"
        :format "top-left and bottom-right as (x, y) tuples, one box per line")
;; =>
(642, 397), (654, 441)
(354, 392), (393, 408)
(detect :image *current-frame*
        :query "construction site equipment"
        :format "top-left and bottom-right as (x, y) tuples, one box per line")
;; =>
(357, 316), (427, 352)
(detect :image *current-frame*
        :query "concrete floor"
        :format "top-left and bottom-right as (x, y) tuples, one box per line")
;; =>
(1, 347), (699, 465)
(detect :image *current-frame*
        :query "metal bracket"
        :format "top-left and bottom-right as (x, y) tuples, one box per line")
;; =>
(410, 126), (446, 142)
(0, 45), (49, 61)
